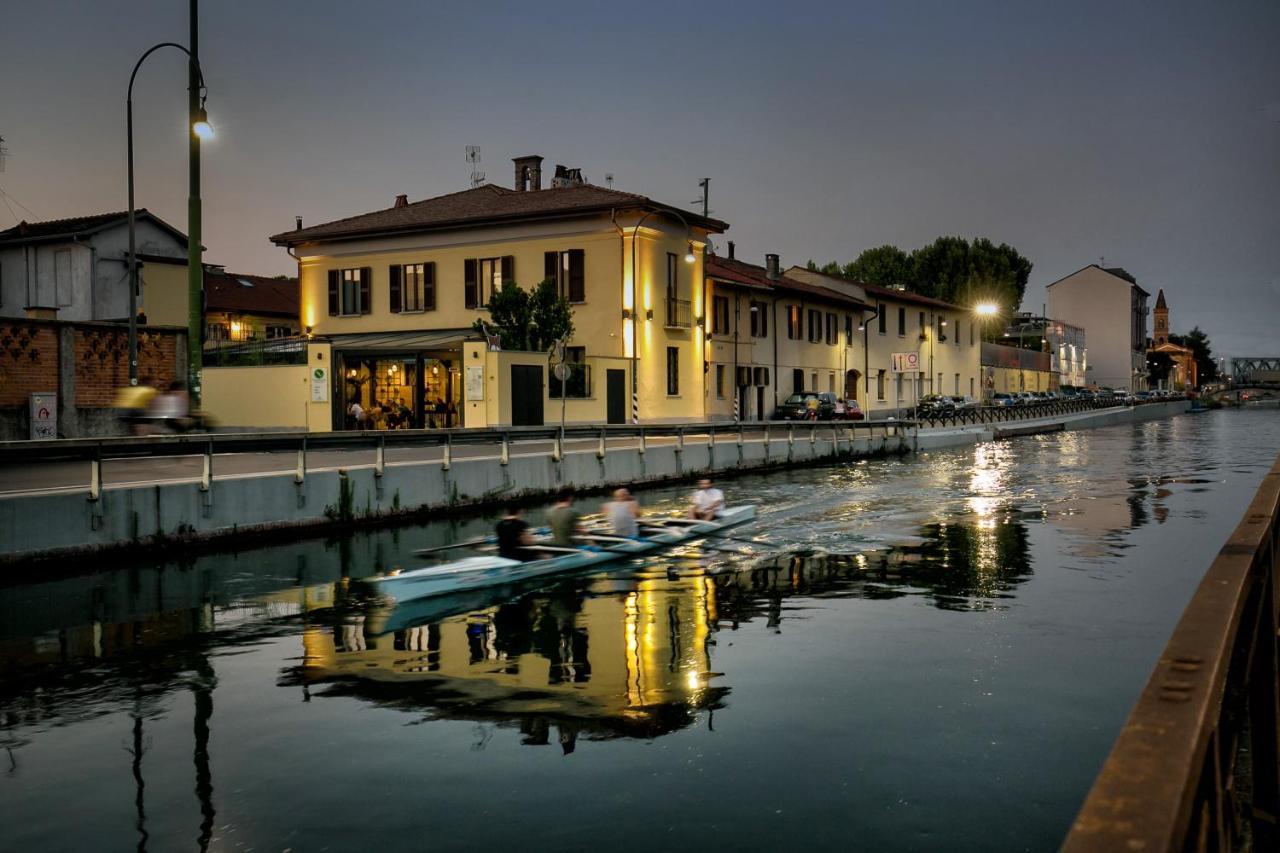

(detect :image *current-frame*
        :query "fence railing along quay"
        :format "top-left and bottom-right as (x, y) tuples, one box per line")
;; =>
(1063, 456), (1280, 853)
(913, 395), (1172, 429)
(0, 419), (915, 499)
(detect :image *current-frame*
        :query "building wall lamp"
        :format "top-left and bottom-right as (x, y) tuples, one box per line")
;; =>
(645, 308), (654, 320)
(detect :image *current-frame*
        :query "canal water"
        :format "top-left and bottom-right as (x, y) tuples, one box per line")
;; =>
(2, 410), (1277, 852)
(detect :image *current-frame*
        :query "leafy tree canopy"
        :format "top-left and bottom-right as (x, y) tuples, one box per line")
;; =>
(473, 279), (574, 352)
(820, 237), (1033, 315)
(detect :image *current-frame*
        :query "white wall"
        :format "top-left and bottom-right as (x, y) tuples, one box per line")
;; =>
(1047, 267), (1144, 390)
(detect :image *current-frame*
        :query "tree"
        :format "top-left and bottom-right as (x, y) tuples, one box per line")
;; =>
(908, 237), (1032, 311)
(844, 245), (912, 288)
(473, 279), (574, 352)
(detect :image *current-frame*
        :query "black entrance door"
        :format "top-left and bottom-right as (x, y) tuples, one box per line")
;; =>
(606, 369), (626, 424)
(511, 364), (545, 426)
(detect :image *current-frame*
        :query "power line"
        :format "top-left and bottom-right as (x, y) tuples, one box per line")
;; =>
(0, 185), (39, 220)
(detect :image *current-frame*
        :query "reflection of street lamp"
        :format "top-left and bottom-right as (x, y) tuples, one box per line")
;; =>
(126, 41), (211, 385)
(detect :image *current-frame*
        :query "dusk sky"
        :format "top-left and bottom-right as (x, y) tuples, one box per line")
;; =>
(4, 0), (1277, 357)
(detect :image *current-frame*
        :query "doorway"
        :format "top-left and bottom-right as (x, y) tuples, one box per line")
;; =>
(845, 369), (861, 400)
(511, 364), (545, 426)
(606, 369), (627, 424)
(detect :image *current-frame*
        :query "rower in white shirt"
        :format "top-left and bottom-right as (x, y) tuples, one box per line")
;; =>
(689, 478), (725, 520)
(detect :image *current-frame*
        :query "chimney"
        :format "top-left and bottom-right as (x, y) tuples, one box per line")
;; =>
(727, 240), (735, 260)
(765, 253), (780, 280)
(295, 216), (303, 230)
(513, 155), (544, 191)
(551, 165), (587, 187)
(394, 194), (408, 208)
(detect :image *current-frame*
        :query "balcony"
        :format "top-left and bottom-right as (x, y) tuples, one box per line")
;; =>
(549, 363), (591, 399)
(665, 298), (692, 328)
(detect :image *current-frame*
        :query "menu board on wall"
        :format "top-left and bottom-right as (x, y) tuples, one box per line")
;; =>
(465, 366), (484, 402)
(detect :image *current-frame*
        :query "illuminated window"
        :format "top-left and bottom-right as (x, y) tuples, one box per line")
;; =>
(787, 305), (802, 340)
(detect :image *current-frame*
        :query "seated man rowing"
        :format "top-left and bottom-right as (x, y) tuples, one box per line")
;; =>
(688, 478), (725, 520)
(495, 505), (539, 561)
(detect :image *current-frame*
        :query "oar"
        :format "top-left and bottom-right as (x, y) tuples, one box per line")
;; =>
(413, 536), (492, 556)
(702, 531), (780, 549)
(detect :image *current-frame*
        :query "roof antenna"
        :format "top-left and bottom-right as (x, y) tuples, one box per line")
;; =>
(1098, 255), (1105, 267)
(466, 145), (485, 188)
(604, 173), (614, 189)
(0, 135), (7, 172)
(692, 177), (711, 217)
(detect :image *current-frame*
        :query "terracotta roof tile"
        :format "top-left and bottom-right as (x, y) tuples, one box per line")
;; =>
(706, 256), (867, 307)
(272, 183), (727, 246)
(203, 270), (299, 317)
(0, 208), (188, 246)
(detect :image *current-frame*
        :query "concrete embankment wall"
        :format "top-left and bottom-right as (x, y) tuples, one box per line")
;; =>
(0, 401), (1188, 563)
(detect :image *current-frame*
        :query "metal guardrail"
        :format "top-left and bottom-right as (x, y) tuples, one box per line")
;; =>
(0, 419), (917, 499)
(1063, 456), (1280, 852)
(914, 396), (1177, 428)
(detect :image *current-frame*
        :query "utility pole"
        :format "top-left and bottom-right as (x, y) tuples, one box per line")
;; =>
(187, 0), (204, 405)
(695, 178), (711, 219)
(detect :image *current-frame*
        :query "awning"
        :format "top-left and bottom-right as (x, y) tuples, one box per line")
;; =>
(323, 328), (478, 351)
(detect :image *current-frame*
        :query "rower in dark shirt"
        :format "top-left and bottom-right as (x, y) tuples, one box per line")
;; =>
(495, 506), (535, 561)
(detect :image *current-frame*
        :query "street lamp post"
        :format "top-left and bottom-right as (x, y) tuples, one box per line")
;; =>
(125, 37), (210, 387)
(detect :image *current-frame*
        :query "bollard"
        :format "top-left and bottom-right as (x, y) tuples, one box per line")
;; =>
(763, 424), (771, 457)
(788, 422), (795, 447)
(736, 423), (744, 448)
(375, 437), (386, 478)
(597, 426), (607, 460)
(88, 453), (102, 502)
(553, 426), (564, 463)
(708, 424), (716, 449)
(442, 434), (452, 471)
(295, 443), (306, 484)
(638, 427), (646, 455)
(500, 432), (510, 466)
(200, 442), (213, 492)
(676, 426), (685, 453)
(809, 423), (817, 445)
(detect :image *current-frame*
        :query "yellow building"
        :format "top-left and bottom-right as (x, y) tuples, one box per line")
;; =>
(270, 156), (725, 430)
(705, 249), (867, 419)
(788, 267), (984, 417)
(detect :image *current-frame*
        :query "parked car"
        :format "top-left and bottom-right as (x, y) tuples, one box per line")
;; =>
(1016, 391), (1039, 406)
(990, 392), (1016, 407)
(774, 391), (837, 420)
(950, 395), (979, 411)
(915, 394), (956, 417)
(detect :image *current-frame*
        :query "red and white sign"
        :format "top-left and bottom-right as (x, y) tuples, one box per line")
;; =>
(29, 392), (56, 440)
(891, 352), (920, 373)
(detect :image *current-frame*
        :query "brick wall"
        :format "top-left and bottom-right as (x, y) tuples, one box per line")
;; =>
(0, 322), (58, 406)
(0, 318), (185, 438)
(73, 327), (177, 406)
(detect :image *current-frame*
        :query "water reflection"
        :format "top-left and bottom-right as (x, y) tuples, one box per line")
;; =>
(289, 511), (1035, 751)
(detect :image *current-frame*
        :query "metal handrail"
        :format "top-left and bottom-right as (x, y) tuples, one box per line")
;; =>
(0, 419), (917, 465)
(1063, 456), (1280, 852)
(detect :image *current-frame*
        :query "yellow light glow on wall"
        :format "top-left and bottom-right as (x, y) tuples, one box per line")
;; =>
(623, 323), (635, 358)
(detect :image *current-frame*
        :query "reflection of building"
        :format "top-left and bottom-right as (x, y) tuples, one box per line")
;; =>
(1146, 289), (1196, 390)
(1046, 264), (1149, 391)
(301, 576), (721, 742)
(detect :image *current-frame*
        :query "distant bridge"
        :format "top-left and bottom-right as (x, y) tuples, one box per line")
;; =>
(1231, 356), (1280, 384)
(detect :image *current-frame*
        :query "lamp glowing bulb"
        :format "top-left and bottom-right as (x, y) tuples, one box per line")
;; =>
(975, 303), (999, 316)
(193, 107), (214, 140)
(684, 243), (696, 264)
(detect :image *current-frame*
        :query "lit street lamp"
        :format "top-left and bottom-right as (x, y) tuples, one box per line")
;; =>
(126, 34), (210, 390)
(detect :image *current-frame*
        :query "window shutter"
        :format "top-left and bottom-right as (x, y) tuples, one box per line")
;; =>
(464, 258), (477, 309)
(501, 255), (515, 287)
(568, 249), (585, 303)
(424, 262), (436, 311)
(359, 266), (372, 315)
(544, 251), (557, 288)
(388, 264), (403, 313)
(327, 270), (339, 316)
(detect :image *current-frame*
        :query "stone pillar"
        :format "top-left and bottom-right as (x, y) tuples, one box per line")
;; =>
(57, 325), (78, 438)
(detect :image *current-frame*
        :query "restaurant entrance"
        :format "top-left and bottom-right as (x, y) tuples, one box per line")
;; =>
(336, 350), (461, 430)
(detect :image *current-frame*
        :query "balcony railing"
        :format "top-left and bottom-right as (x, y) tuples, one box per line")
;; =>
(203, 337), (307, 367)
(665, 298), (692, 328)
(549, 363), (591, 399)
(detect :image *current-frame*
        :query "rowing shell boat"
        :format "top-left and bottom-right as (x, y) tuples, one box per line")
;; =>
(368, 505), (756, 605)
